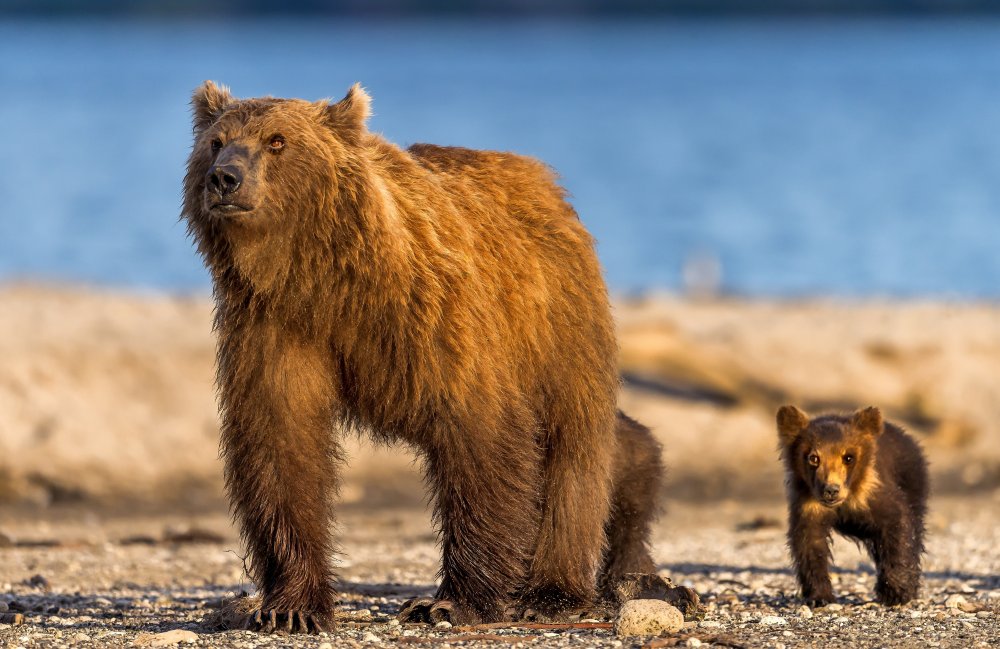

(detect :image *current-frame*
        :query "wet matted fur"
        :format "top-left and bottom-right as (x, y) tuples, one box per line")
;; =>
(182, 81), (664, 631)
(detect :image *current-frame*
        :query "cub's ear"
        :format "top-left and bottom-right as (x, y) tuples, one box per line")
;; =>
(322, 83), (371, 138)
(192, 80), (233, 133)
(851, 406), (884, 437)
(776, 405), (810, 446)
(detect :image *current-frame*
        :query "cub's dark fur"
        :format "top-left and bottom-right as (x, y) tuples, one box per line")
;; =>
(777, 406), (928, 606)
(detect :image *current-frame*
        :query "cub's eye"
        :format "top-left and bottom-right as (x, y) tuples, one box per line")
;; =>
(210, 138), (223, 153)
(268, 135), (285, 152)
(843, 453), (855, 465)
(807, 453), (820, 467)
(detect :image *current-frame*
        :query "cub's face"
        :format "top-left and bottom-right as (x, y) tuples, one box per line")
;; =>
(777, 406), (882, 508)
(182, 81), (370, 235)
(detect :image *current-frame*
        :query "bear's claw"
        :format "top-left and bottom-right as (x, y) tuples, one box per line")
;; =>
(244, 608), (330, 634)
(398, 597), (477, 625)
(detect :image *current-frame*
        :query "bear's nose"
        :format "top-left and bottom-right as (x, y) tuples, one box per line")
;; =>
(207, 164), (243, 196)
(823, 484), (841, 500)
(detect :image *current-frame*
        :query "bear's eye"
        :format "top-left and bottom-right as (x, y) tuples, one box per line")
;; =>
(807, 453), (820, 467)
(268, 135), (285, 153)
(843, 453), (855, 465)
(210, 138), (223, 153)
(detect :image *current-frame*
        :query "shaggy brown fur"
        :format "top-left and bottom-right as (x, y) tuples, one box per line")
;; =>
(777, 406), (928, 607)
(182, 81), (665, 632)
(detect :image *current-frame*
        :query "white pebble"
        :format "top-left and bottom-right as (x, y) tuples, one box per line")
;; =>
(798, 605), (813, 619)
(946, 594), (967, 609)
(363, 631), (381, 643)
(435, 621), (452, 629)
(148, 629), (198, 646)
(686, 639), (702, 647)
(319, 643), (333, 649)
(614, 599), (684, 637)
(760, 615), (787, 626)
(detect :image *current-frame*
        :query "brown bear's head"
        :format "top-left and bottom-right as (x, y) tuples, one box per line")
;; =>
(776, 405), (883, 509)
(182, 81), (371, 241)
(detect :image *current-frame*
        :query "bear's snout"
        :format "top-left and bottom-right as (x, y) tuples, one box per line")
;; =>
(208, 163), (243, 197)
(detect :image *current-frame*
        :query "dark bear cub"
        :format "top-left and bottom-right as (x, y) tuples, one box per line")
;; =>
(776, 406), (928, 606)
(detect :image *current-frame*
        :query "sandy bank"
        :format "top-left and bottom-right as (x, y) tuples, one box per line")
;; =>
(1, 285), (997, 508)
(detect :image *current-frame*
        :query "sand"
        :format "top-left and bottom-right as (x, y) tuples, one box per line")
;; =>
(1, 284), (998, 508)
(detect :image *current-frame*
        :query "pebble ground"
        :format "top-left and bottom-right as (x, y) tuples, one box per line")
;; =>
(1, 495), (997, 648)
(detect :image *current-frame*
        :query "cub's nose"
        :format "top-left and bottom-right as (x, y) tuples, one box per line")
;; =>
(207, 164), (243, 196)
(823, 484), (841, 500)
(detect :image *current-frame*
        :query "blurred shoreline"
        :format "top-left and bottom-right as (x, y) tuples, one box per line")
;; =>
(1, 283), (998, 512)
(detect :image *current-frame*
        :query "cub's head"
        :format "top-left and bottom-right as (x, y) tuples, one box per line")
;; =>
(776, 405), (883, 508)
(182, 81), (371, 237)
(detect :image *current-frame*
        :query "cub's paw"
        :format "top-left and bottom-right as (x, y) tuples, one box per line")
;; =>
(397, 597), (479, 626)
(244, 608), (332, 634)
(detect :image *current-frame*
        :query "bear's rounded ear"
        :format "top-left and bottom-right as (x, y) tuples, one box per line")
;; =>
(322, 83), (371, 139)
(191, 81), (234, 133)
(776, 405), (810, 446)
(851, 406), (884, 437)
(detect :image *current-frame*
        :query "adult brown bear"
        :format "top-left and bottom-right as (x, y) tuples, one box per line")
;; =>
(182, 81), (666, 632)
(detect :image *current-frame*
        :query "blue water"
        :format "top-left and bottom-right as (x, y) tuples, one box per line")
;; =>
(2, 18), (1000, 297)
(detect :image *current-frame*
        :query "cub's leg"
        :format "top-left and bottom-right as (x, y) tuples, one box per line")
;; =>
(399, 409), (544, 624)
(219, 334), (340, 633)
(868, 501), (921, 605)
(598, 412), (662, 590)
(789, 506), (836, 606)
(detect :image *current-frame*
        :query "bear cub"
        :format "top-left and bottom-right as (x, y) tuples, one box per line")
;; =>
(776, 405), (928, 606)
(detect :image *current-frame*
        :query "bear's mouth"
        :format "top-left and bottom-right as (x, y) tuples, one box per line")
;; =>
(819, 495), (846, 508)
(208, 201), (254, 215)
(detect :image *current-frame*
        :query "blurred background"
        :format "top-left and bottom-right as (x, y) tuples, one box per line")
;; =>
(1, 1), (999, 515)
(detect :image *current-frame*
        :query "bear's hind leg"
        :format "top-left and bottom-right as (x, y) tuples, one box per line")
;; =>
(519, 398), (617, 618)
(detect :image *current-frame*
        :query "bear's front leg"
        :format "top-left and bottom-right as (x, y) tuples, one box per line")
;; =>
(788, 506), (836, 607)
(217, 333), (341, 633)
(399, 412), (544, 625)
(868, 507), (921, 605)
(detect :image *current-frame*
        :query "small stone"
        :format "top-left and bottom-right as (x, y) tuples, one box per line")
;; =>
(319, 643), (334, 649)
(0, 612), (24, 625)
(699, 620), (722, 628)
(824, 603), (843, 612)
(0, 602), (7, 613)
(388, 618), (400, 627)
(148, 629), (199, 646)
(760, 615), (787, 626)
(73, 633), (91, 642)
(945, 594), (967, 609)
(435, 621), (452, 629)
(613, 599), (684, 637)
(362, 632), (381, 643)
(798, 605), (813, 619)
(686, 639), (702, 647)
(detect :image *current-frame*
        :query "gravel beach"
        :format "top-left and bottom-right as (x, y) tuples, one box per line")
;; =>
(1, 495), (997, 648)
